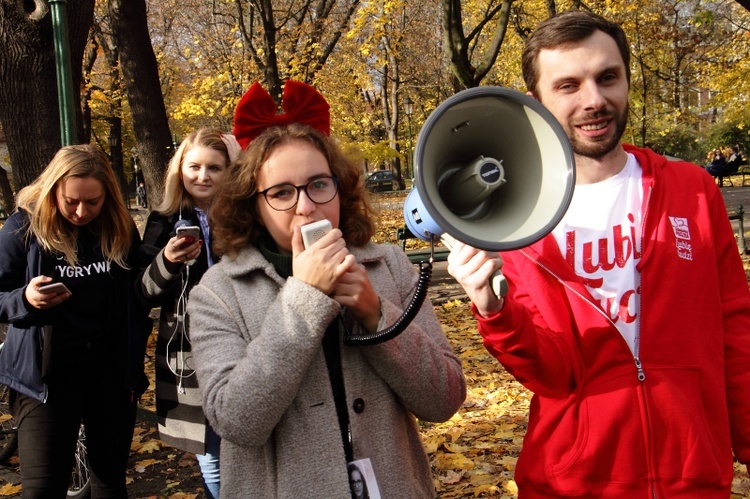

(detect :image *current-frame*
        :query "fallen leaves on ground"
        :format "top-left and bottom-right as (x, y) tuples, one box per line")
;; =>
(0, 484), (19, 496)
(423, 299), (529, 498)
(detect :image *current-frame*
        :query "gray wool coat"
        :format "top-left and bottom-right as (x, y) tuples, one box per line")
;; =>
(187, 241), (467, 498)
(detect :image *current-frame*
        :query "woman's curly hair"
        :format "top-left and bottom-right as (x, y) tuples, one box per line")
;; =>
(210, 123), (376, 259)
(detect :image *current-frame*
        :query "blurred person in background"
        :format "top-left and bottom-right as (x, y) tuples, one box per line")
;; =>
(137, 128), (239, 499)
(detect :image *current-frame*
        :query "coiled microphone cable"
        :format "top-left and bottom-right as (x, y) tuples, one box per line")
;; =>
(343, 236), (437, 346)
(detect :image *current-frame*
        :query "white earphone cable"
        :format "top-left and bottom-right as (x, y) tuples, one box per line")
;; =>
(166, 264), (195, 394)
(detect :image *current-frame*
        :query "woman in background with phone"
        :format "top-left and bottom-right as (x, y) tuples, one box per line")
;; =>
(186, 81), (466, 497)
(0, 144), (151, 497)
(137, 127), (238, 499)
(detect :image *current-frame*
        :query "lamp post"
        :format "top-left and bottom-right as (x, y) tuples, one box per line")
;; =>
(403, 96), (414, 181)
(49, 0), (78, 145)
(167, 133), (180, 155)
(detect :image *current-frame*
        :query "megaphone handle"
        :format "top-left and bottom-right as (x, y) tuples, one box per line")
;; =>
(440, 234), (507, 299)
(490, 270), (508, 298)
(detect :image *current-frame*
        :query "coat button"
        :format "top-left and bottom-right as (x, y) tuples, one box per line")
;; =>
(352, 398), (365, 413)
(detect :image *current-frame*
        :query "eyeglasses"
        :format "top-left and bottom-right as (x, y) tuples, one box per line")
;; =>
(258, 176), (340, 211)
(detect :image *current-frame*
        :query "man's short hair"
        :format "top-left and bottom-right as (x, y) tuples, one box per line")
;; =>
(522, 10), (631, 96)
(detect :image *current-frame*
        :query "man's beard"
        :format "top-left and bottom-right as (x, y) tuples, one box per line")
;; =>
(568, 105), (628, 160)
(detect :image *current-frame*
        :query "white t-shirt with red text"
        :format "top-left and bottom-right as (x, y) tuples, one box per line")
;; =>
(552, 154), (643, 354)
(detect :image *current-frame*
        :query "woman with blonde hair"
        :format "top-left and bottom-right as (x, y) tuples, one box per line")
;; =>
(137, 128), (239, 499)
(0, 144), (152, 498)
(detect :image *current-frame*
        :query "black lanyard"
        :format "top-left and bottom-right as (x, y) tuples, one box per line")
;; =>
(322, 320), (353, 462)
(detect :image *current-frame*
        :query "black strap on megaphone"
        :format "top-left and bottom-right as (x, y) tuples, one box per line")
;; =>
(343, 238), (437, 346)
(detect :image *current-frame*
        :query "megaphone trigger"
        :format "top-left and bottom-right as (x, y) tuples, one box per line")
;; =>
(440, 233), (507, 299)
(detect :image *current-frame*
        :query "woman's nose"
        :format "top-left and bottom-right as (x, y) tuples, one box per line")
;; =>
(295, 189), (316, 214)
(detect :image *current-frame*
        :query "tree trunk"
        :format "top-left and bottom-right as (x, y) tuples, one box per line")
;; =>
(442, 0), (513, 90)
(0, 0), (94, 195)
(0, 168), (14, 216)
(108, 0), (172, 209)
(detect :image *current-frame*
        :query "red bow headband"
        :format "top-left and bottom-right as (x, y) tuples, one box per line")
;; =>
(233, 80), (330, 149)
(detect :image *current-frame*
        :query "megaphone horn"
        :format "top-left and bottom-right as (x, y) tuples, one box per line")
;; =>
(346, 86), (574, 345)
(404, 86), (575, 252)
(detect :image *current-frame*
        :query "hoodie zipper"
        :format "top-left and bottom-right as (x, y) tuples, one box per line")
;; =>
(36, 246), (50, 403)
(520, 248), (641, 375)
(633, 183), (652, 384)
(520, 247), (657, 496)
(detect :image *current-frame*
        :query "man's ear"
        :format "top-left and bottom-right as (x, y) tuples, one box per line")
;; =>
(526, 90), (539, 101)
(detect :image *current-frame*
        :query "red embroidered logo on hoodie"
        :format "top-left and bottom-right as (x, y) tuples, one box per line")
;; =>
(668, 217), (693, 261)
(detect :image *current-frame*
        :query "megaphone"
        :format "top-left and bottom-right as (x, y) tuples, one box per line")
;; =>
(403, 86), (575, 255)
(346, 86), (574, 346)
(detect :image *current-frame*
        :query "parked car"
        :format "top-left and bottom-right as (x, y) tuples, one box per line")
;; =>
(364, 170), (395, 192)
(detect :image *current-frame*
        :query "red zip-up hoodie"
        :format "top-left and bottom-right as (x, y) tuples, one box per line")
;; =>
(475, 145), (750, 498)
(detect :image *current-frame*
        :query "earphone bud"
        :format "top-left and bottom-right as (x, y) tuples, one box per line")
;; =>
(174, 219), (191, 229)
(172, 218), (192, 235)
(171, 207), (190, 235)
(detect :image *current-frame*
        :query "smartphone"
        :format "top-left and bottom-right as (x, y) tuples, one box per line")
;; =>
(176, 225), (201, 245)
(301, 219), (332, 249)
(38, 282), (71, 295)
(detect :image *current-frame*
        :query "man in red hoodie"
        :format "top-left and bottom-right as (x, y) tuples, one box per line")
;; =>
(447, 10), (750, 498)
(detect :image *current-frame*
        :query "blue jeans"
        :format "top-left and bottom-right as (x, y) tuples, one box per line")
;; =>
(196, 424), (221, 499)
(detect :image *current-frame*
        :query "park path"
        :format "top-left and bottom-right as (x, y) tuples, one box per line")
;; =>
(719, 183), (750, 254)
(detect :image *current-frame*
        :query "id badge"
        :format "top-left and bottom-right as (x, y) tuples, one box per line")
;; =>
(347, 458), (381, 499)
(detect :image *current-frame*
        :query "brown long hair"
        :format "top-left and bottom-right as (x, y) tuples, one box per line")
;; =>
(210, 124), (376, 259)
(15, 144), (133, 268)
